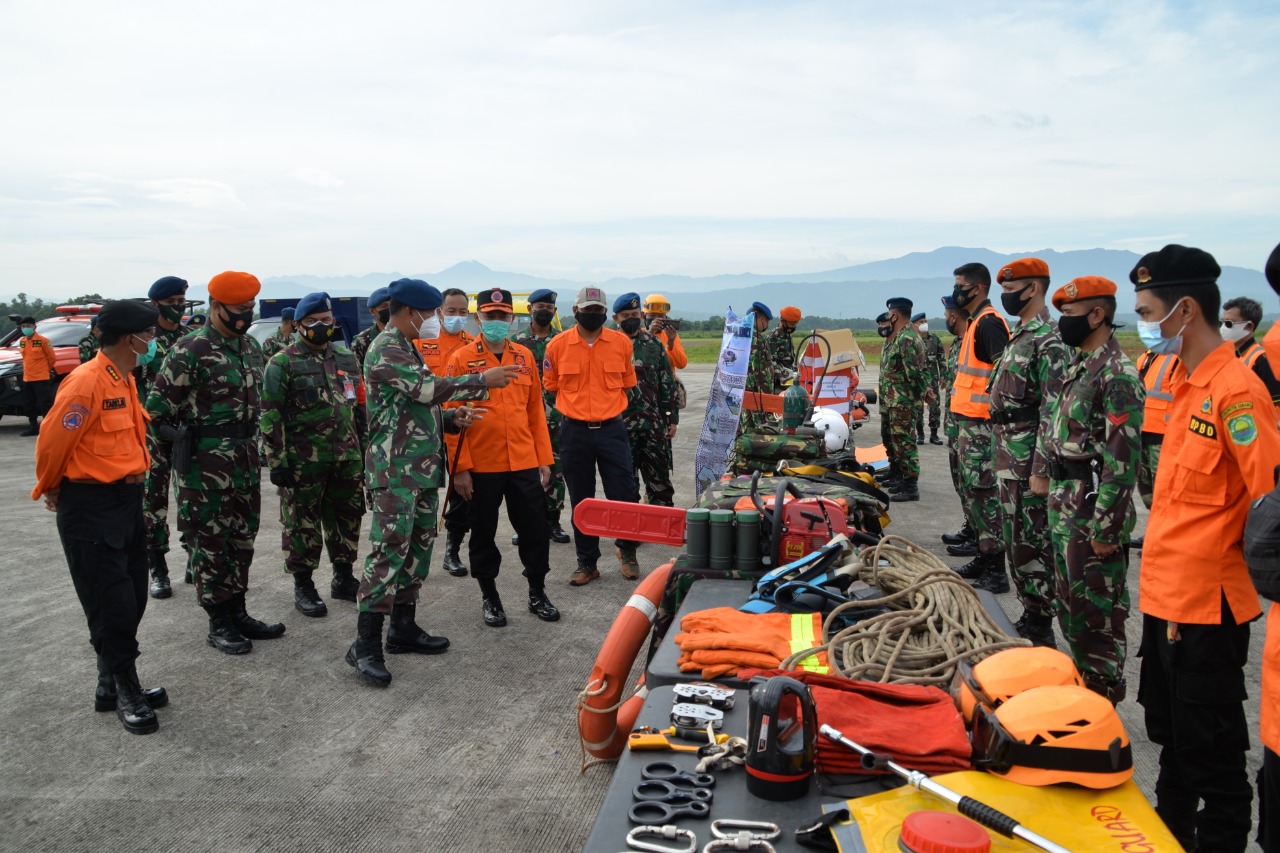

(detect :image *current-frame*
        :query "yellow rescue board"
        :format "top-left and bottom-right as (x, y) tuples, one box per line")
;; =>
(834, 770), (1183, 852)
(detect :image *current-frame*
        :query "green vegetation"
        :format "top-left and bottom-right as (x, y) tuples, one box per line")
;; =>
(0, 293), (105, 336)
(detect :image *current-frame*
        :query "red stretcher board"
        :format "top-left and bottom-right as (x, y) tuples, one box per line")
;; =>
(572, 499), (687, 547)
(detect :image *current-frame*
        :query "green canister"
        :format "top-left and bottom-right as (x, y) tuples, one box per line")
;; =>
(734, 510), (761, 572)
(685, 508), (711, 569)
(709, 509), (735, 570)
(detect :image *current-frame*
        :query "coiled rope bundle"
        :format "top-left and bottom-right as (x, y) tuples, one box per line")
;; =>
(781, 535), (1029, 685)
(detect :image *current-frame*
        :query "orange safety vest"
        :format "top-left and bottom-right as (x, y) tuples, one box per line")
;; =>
(949, 303), (1008, 420)
(1240, 339), (1266, 370)
(1135, 351), (1182, 436)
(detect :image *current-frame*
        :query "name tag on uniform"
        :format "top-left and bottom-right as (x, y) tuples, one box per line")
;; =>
(466, 358), (487, 375)
(1188, 416), (1217, 439)
(338, 371), (356, 400)
(103, 397), (126, 410)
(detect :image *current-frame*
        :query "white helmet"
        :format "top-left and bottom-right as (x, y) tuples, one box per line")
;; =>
(810, 407), (850, 453)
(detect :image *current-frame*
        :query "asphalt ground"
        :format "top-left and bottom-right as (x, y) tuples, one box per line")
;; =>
(0, 363), (1267, 851)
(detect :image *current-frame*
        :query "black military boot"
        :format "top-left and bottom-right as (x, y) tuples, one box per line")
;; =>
(972, 558), (1011, 594)
(890, 478), (919, 502)
(953, 551), (998, 581)
(148, 550), (172, 600)
(946, 539), (979, 557)
(1015, 612), (1057, 648)
(330, 561), (360, 602)
(293, 571), (328, 618)
(205, 602), (253, 654)
(941, 523), (975, 546)
(549, 517), (571, 544)
(528, 586), (560, 622)
(183, 550), (194, 584)
(385, 602), (449, 654)
(1084, 673), (1127, 705)
(95, 655), (168, 712)
(916, 432), (925, 445)
(929, 430), (943, 445)
(113, 664), (159, 735)
(346, 611), (391, 687)
(230, 592), (286, 640)
(442, 531), (467, 577)
(19, 417), (40, 437)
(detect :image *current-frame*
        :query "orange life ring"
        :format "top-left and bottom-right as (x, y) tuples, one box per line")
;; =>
(577, 563), (672, 761)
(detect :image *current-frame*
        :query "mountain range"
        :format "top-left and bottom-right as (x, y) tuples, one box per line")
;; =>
(238, 247), (1270, 320)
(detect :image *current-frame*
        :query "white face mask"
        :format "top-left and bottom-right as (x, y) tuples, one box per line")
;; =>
(1220, 321), (1251, 343)
(417, 313), (441, 340)
(918, 323), (929, 334)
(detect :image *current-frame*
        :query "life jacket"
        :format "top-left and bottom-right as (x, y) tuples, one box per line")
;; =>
(1240, 339), (1266, 371)
(949, 303), (1007, 419)
(1136, 351), (1181, 436)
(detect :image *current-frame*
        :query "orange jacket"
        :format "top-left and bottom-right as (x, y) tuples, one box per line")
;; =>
(950, 304), (1007, 419)
(443, 339), (552, 474)
(20, 332), (58, 382)
(1135, 351), (1183, 437)
(1263, 606), (1279, 753)
(661, 329), (688, 369)
(1263, 322), (1280, 367)
(543, 326), (637, 422)
(1140, 342), (1280, 624)
(31, 353), (150, 498)
(417, 329), (473, 374)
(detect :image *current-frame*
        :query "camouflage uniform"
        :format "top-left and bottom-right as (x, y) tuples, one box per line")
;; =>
(740, 325), (776, 434)
(511, 325), (567, 523)
(879, 324), (928, 480)
(945, 337), (964, 497)
(78, 333), (99, 364)
(357, 328), (488, 615)
(141, 323), (192, 558)
(260, 340), (365, 577)
(1043, 334), (1144, 700)
(624, 329), (678, 506)
(262, 327), (293, 359)
(766, 324), (796, 392)
(915, 330), (945, 437)
(351, 324), (380, 372)
(145, 326), (265, 606)
(989, 309), (1068, 617)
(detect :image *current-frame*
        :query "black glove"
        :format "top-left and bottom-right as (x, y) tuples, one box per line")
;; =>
(269, 468), (297, 489)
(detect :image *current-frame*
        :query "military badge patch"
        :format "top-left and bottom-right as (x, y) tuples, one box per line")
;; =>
(1200, 396), (1212, 414)
(62, 403), (89, 431)
(1227, 412), (1257, 445)
(1222, 401), (1254, 417)
(1064, 282), (1078, 300)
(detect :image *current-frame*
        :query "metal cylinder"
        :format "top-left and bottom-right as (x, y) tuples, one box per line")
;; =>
(734, 510), (761, 572)
(685, 508), (711, 569)
(709, 509), (735, 570)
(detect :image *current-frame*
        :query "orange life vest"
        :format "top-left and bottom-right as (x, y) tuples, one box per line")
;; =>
(949, 303), (1008, 420)
(1240, 339), (1266, 370)
(1136, 351), (1182, 437)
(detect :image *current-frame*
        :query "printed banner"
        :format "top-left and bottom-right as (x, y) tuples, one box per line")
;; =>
(695, 308), (753, 497)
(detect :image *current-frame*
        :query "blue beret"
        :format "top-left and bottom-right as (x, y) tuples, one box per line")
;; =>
(294, 292), (333, 320)
(941, 295), (958, 310)
(280, 307), (296, 321)
(369, 286), (391, 308)
(911, 312), (926, 323)
(751, 301), (773, 321)
(148, 275), (188, 301)
(388, 278), (442, 311)
(613, 292), (641, 313)
(528, 288), (558, 304)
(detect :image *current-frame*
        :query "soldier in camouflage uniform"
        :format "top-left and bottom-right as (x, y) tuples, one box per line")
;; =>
(766, 306), (800, 392)
(140, 276), (196, 599)
(614, 293), (678, 506)
(345, 278), (518, 688)
(984, 260), (1069, 645)
(261, 308), (295, 359)
(912, 312), (945, 445)
(260, 291), (365, 619)
(1040, 276), (1143, 703)
(941, 298), (967, 501)
(880, 298), (930, 501)
(738, 301), (777, 437)
(351, 286), (392, 451)
(511, 288), (570, 541)
(146, 271), (286, 654)
(78, 318), (100, 364)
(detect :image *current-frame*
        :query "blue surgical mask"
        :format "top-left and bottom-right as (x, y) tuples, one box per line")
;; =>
(1136, 299), (1187, 355)
(20, 326), (34, 337)
(442, 315), (467, 334)
(133, 335), (158, 368)
(481, 319), (512, 343)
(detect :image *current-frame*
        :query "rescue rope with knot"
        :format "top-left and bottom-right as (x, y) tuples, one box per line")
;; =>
(780, 534), (1029, 685)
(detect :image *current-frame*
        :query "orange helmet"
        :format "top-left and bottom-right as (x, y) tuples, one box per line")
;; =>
(952, 647), (1083, 723)
(971, 685), (1133, 788)
(643, 294), (671, 315)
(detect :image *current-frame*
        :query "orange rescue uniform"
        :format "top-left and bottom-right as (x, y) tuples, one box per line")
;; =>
(20, 331), (58, 382)
(660, 329), (688, 370)
(1261, 320), (1280, 757)
(31, 353), (150, 498)
(417, 329), (473, 375)
(949, 304), (1007, 420)
(543, 326), (637, 422)
(1140, 342), (1280, 625)
(443, 339), (552, 474)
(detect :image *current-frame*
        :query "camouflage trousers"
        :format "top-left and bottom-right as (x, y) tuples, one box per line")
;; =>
(882, 404), (919, 479)
(631, 426), (675, 506)
(1137, 434), (1162, 510)
(953, 418), (1001, 556)
(177, 482), (260, 607)
(1048, 482), (1131, 691)
(143, 432), (183, 555)
(357, 486), (437, 615)
(545, 413), (566, 522)
(279, 456), (365, 574)
(915, 385), (941, 435)
(997, 476), (1055, 617)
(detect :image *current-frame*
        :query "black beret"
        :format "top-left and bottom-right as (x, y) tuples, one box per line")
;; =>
(886, 297), (913, 313)
(97, 300), (159, 335)
(1266, 242), (1280, 296)
(1130, 244), (1221, 291)
(875, 311), (891, 324)
(20, 316), (35, 325)
(148, 276), (188, 301)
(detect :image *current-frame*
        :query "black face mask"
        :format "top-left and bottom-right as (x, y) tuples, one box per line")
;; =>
(952, 285), (975, 309)
(377, 308), (390, 326)
(945, 317), (957, 335)
(532, 309), (555, 328)
(877, 326), (891, 339)
(1000, 286), (1029, 316)
(1056, 313), (1097, 348)
(619, 317), (642, 336)
(221, 306), (254, 336)
(575, 311), (607, 332)
(300, 322), (337, 345)
(157, 303), (185, 325)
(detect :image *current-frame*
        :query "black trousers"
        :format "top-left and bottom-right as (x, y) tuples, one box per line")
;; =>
(443, 491), (470, 537)
(466, 468), (549, 587)
(23, 378), (54, 419)
(56, 480), (148, 676)
(560, 418), (638, 565)
(1138, 604), (1254, 852)
(1262, 747), (1280, 853)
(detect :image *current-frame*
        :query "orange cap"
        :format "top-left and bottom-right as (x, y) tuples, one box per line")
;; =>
(1052, 275), (1117, 310)
(997, 258), (1050, 283)
(780, 306), (802, 324)
(207, 271), (261, 304)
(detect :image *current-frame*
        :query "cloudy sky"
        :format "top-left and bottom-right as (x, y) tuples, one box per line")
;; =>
(1, 0), (1277, 298)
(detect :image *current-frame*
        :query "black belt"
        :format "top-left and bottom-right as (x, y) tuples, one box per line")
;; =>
(563, 415), (622, 430)
(64, 474), (146, 486)
(1047, 458), (1097, 480)
(195, 422), (258, 440)
(989, 405), (1039, 425)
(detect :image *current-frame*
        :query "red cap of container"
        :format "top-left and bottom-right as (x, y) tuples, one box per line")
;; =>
(898, 811), (991, 853)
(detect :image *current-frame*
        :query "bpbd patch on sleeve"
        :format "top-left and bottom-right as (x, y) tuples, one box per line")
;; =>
(1226, 412), (1257, 445)
(62, 403), (89, 430)
(1188, 415), (1217, 439)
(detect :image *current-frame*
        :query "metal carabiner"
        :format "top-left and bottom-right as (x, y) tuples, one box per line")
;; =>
(704, 819), (782, 851)
(623, 824), (698, 853)
(701, 837), (776, 853)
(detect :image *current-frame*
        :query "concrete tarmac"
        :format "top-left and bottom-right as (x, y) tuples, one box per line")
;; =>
(0, 363), (1267, 851)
